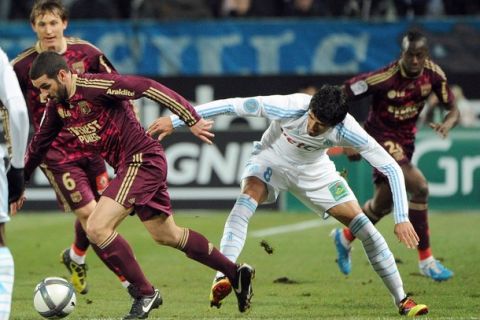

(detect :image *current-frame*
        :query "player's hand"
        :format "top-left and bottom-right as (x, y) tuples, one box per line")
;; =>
(429, 122), (451, 139)
(147, 117), (175, 141)
(189, 118), (215, 144)
(343, 147), (361, 161)
(394, 221), (419, 249)
(9, 193), (26, 216)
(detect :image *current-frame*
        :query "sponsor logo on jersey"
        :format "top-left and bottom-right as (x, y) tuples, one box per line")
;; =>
(106, 88), (135, 97)
(243, 98), (259, 113)
(350, 80), (368, 96)
(328, 181), (349, 201)
(57, 108), (72, 118)
(387, 90), (406, 99)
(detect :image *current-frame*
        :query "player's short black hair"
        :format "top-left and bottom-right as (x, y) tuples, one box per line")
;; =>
(30, 51), (69, 80)
(401, 29), (428, 51)
(309, 84), (348, 126)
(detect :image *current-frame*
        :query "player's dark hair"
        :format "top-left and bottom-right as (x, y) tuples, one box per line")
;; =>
(30, 51), (69, 80)
(30, 0), (68, 24)
(309, 84), (348, 126)
(401, 29), (428, 51)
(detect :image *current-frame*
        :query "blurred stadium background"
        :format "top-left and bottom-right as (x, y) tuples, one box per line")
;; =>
(1, 0), (479, 212)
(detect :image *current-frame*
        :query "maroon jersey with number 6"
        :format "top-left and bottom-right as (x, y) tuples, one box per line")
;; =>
(25, 73), (200, 211)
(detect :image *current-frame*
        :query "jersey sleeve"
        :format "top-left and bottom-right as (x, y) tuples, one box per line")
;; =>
(429, 64), (454, 107)
(170, 93), (310, 128)
(337, 115), (409, 224)
(0, 49), (29, 168)
(24, 103), (62, 181)
(99, 74), (200, 127)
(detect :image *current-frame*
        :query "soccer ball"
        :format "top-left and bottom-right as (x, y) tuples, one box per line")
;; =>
(33, 277), (76, 319)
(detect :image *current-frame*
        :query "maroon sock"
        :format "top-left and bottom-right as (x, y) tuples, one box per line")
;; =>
(409, 205), (430, 251)
(91, 241), (125, 280)
(178, 228), (237, 282)
(73, 219), (90, 252)
(98, 232), (153, 296)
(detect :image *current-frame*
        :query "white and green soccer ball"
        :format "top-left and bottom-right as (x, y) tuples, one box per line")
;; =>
(33, 277), (76, 319)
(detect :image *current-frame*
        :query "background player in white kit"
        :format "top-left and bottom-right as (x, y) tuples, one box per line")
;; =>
(148, 84), (428, 316)
(0, 47), (29, 320)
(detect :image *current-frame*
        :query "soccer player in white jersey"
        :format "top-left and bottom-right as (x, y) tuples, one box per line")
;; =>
(0, 47), (29, 320)
(148, 84), (429, 316)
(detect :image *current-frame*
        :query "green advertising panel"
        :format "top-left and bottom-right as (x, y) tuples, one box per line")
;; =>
(283, 128), (480, 212)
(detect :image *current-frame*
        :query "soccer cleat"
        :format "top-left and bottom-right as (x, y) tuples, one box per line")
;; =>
(60, 248), (89, 294)
(419, 259), (454, 281)
(330, 228), (352, 275)
(123, 288), (162, 319)
(209, 276), (232, 308)
(232, 263), (255, 313)
(398, 296), (429, 316)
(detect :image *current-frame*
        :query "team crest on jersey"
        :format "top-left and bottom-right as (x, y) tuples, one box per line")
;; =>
(78, 101), (91, 115)
(71, 61), (85, 74)
(328, 181), (349, 201)
(243, 99), (259, 113)
(420, 84), (432, 97)
(70, 191), (82, 203)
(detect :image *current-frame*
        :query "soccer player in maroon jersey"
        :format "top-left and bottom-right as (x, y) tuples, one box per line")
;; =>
(18, 51), (255, 319)
(331, 29), (459, 281)
(11, 0), (127, 294)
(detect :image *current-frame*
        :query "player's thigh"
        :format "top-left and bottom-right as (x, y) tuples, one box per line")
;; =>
(241, 154), (288, 204)
(291, 167), (357, 215)
(401, 163), (428, 194)
(40, 162), (97, 212)
(87, 196), (130, 237)
(370, 181), (393, 211)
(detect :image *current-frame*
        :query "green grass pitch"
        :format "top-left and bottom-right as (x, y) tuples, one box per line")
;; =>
(7, 210), (480, 319)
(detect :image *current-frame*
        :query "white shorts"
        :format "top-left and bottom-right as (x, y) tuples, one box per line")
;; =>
(241, 148), (357, 214)
(0, 157), (9, 223)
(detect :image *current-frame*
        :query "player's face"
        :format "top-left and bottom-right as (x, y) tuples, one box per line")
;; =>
(31, 12), (68, 53)
(400, 41), (428, 77)
(307, 112), (330, 136)
(32, 73), (69, 103)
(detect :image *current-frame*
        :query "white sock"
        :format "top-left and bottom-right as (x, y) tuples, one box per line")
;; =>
(349, 214), (406, 306)
(419, 256), (435, 267)
(121, 280), (130, 289)
(215, 194), (257, 280)
(0, 247), (14, 320)
(70, 246), (86, 265)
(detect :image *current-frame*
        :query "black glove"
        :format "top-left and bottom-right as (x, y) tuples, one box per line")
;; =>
(7, 166), (25, 203)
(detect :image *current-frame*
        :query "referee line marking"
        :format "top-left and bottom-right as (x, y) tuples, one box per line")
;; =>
(250, 217), (338, 238)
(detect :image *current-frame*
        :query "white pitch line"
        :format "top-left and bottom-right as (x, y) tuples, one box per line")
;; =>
(250, 217), (338, 238)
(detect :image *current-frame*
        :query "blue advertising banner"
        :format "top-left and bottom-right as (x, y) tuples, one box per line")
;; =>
(1, 19), (479, 76)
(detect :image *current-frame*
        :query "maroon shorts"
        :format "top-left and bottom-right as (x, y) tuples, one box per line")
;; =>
(372, 136), (414, 183)
(41, 156), (109, 212)
(102, 151), (173, 221)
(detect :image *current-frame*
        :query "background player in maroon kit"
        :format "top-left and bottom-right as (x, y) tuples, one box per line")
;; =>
(18, 51), (255, 319)
(331, 29), (459, 281)
(12, 0), (129, 293)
